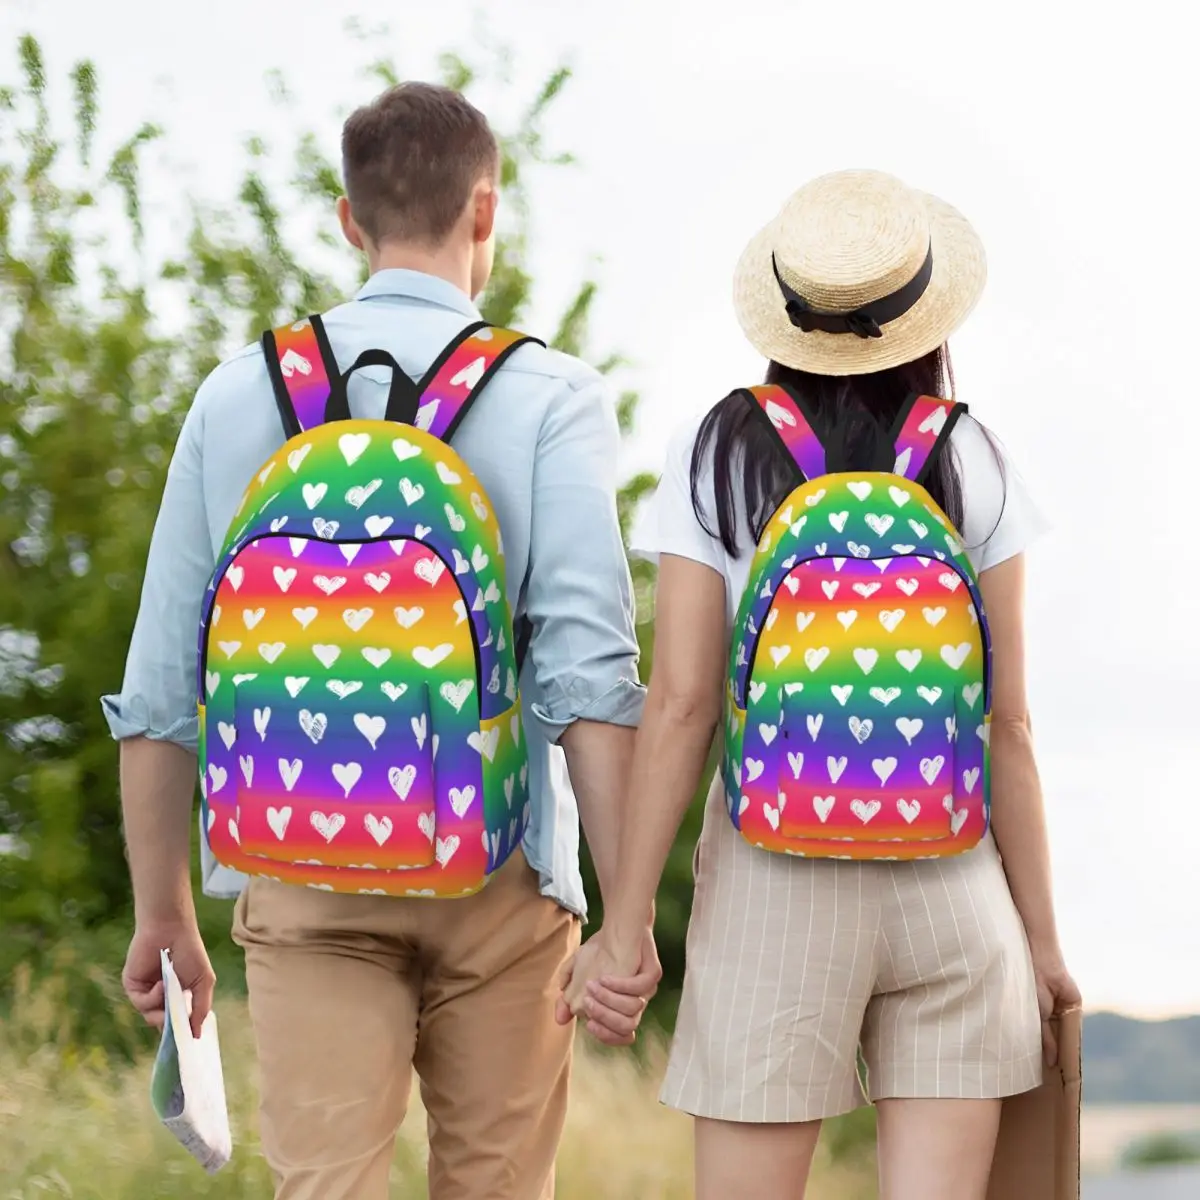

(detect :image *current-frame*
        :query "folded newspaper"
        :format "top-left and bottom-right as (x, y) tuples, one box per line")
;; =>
(149, 948), (232, 1173)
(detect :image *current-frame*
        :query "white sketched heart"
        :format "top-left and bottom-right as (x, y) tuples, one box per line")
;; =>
(940, 642), (972, 670)
(853, 648), (878, 675)
(313, 644), (341, 669)
(389, 765), (417, 800)
(338, 432), (371, 465)
(848, 717), (873, 744)
(364, 515), (394, 538)
(343, 607), (374, 633)
(851, 799), (882, 824)
(299, 709), (327, 743)
(450, 786), (476, 818)
(364, 814), (393, 846)
(267, 806), (292, 840)
(310, 811), (346, 843)
(332, 762), (363, 797)
(353, 714), (386, 749)
(345, 479), (381, 509)
(872, 756), (898, 784)
(413, 643), (453, 669)
(919, 755), (946, 785)
(440, 679), (474, 711)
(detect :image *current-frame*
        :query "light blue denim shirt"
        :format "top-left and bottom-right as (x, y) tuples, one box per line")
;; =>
(101, 269), (645, 918)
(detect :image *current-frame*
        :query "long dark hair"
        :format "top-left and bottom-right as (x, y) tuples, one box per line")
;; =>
(691, 346), (999, 556)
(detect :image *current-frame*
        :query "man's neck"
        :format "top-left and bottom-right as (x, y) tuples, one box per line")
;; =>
(367, 242), (473, 300)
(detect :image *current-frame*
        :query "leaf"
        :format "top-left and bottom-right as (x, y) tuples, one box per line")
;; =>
(69, 62), (97, 166)
(550, 280), (596, 357)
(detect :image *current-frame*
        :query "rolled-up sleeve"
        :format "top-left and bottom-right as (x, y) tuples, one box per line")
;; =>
(100, 389), (217, 752)
(523, 373), (646, 742)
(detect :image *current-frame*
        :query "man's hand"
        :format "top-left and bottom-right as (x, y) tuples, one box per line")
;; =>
(555, 926), (660, 1046)
(123, 919), (215, 1040)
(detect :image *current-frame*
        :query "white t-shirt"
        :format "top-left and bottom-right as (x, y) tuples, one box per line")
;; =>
(631, 409), (1048, 624)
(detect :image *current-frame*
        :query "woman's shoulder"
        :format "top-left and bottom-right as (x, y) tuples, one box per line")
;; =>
(946, 411), (1049, 572)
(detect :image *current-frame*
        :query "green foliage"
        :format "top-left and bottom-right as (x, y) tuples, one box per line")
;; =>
(1121, 1130), (1200, 1170)
(821, 1106), (879, 1167)
(0, 32), (677, 1051)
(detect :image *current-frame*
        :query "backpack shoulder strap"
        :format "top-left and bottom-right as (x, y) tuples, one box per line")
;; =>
(262, 314), (342, 437)
(740, 383), (827, 483)
(891, 394), (969, 484)
(413, 321), (544, 442)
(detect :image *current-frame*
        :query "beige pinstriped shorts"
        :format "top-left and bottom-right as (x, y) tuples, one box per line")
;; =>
(661, 777), (1044, 1124)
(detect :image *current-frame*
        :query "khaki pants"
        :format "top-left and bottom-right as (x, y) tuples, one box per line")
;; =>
(232, 852), (581, 1200)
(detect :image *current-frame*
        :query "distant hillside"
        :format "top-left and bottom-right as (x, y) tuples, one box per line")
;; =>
(1085, 1013), (1200, 1104)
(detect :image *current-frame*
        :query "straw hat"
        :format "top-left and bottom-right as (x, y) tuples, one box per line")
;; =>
(732, 169), (986, 376)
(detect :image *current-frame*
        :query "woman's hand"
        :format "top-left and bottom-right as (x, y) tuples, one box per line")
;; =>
(556, 926), (660, 1046)
(1030, 944), (1081, 1066)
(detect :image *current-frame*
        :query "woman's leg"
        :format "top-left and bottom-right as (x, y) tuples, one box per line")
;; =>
(694, 1117), (823, 1200)
(863, 842), (1043, 1200)
(875, 1098), (1001, 1200)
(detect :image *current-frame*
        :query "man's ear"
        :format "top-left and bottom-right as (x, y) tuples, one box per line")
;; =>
(472, 179), (498, 245)
(337, 196), (366, 251)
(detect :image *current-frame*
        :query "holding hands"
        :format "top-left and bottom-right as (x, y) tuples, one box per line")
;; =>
(556, 925), (662, 1046)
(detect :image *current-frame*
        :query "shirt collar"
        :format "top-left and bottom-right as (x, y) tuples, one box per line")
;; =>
(354, 268), (481, 320)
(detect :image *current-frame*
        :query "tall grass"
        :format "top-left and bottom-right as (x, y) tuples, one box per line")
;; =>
(1, 966), (877, 1198)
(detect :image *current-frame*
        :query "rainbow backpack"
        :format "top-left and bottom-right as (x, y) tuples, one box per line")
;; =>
(196, 314), (541, 897)
(723, 384), (992, 861)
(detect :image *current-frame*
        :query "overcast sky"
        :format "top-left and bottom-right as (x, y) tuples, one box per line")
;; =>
(5, 0), (1197, 1017)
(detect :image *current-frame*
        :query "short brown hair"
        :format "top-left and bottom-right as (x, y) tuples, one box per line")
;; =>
(341, 82), (499, 246)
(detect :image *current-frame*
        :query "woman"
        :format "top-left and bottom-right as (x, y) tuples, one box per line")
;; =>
(564, 170), (1080, 1199)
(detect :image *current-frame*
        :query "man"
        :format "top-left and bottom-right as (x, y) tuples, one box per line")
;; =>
(106, 81), (659, 1199)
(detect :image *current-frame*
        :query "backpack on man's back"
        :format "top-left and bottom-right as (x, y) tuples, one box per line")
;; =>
(197, 314), (541, 897)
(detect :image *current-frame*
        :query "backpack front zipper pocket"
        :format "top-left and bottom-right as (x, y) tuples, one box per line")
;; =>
(201, 533), (483, 880)
(737, 553), (988, 858)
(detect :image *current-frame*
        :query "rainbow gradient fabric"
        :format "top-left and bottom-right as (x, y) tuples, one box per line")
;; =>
(723, 385), (992, 860)
(197, 318), (534, 896)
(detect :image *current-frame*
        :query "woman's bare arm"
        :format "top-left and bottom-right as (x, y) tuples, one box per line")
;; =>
(598, 553), (729, 963)
(979, 553), (1060, 953)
